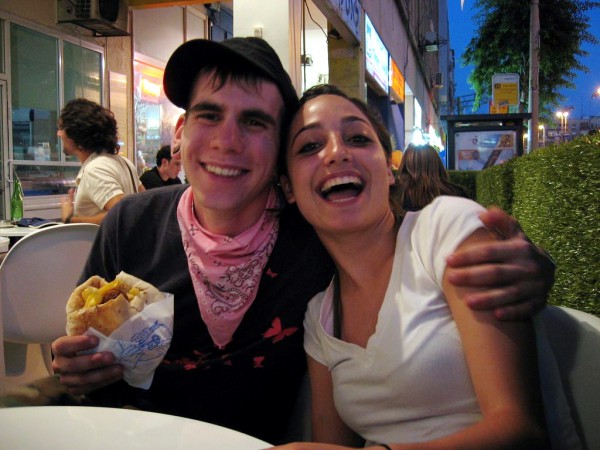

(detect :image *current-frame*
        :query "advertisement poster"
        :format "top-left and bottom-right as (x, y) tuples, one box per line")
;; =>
(455, 130), (516, 170)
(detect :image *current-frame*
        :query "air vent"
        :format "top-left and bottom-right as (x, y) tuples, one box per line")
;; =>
(57, 0), (129, 37)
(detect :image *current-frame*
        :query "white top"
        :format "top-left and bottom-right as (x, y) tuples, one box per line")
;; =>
(304, 196), (486, 444)
(75, 153), (139, 217)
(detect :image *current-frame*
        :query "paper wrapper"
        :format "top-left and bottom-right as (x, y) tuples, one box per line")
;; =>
(80, 292), (174, 389)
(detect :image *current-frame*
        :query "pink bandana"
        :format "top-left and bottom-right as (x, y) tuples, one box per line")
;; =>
(177, 187), (280, 348)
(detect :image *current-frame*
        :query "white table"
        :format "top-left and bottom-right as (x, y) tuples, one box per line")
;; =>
(0, 406), (272, 449)
(0, 226), (40, 238)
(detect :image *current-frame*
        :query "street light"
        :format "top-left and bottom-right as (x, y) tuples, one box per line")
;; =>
(556, 111), (569, 137)
(593, 87), (600, 99)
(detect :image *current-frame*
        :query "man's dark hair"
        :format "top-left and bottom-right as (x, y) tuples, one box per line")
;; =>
(59, 98), (119, 154)
(156, 145), (172, 166)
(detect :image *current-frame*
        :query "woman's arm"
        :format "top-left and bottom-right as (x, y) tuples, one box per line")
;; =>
(446, 207), (554, 320)
(268, 356), (364, 450)
(308, 356), (364, 446)
(416, 227), (548, 449)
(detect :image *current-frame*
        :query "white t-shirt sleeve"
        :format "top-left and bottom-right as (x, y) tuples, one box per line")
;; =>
(303, 291), (328, 366)
(411, 196), (486, 287)
(84, 158), (126, 209)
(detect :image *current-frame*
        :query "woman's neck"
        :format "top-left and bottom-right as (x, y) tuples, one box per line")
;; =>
(317, 210), (397, 291)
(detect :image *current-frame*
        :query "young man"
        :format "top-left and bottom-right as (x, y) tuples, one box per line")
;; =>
(139, 145), (182, 189)
(58, 98), (144, 224)
(51, 38), (553, 444)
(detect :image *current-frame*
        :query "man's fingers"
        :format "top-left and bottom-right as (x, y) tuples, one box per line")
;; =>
(447, 238), (535, 268)
(446, 260), (539, 287)
(58, 365), (124, 396)
(492, 301), (542, 321)
(52, 335), (98, 357)
(479, 207), (523, 239)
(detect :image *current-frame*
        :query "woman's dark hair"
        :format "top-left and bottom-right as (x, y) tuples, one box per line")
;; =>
(280, 84), (403, 218)
(59, 98), (119, 154)
(396, 143), (467, 211)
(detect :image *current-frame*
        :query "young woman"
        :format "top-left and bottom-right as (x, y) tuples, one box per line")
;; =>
(273, 85), (548, 449)
(396, 143), (468, 211)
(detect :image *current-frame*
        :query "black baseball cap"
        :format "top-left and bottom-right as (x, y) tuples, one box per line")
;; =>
(163, 37), (298, 112)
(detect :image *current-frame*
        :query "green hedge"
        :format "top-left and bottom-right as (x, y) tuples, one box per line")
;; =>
(475, 135), (600, 315)
(475, 159), (516, 214)
(448, 170), (477, 201)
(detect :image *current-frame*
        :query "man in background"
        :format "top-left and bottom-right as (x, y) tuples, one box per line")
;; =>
(140, 145), (182, 189)
(59, 98), (143, 224)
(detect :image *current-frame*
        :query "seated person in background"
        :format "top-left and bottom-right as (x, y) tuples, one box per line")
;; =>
(59, 98), (144, 225)
(50, 39), (553, 445)
(272, 84), (548, 449)
(140, 145), (183, 189)
(396, 143), (468, 211)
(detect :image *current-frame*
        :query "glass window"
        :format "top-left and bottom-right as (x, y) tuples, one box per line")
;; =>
(14, 162), (79, 197)
(133, 59), (183, 173)
(10, 24), (59, 162)
(63, 41), (102, 104)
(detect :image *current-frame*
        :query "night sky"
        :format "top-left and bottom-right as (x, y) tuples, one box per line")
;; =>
(448, 1), (600, 119)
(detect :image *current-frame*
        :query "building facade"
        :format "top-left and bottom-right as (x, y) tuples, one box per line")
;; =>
(0, 0), (451, 220)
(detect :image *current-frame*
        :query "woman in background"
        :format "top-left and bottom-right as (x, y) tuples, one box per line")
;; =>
(396, 143), (467, 211)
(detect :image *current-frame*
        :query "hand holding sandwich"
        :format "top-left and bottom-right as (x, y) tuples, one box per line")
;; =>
(52, 272), (170, 395)
(51, 334), (124, 395)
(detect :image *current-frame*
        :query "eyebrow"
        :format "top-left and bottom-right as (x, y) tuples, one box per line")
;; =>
(188, 101), (222, 114)
(188, 101), (277, 126)
(290, 115), (369, 147)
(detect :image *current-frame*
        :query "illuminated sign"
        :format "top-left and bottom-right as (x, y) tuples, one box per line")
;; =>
(365, 15), (389, 93)
(390, 58), (405, 102)
(492, 73), (519, 112)
(324, 0), (361, 41)
(141, 78), (161, 99)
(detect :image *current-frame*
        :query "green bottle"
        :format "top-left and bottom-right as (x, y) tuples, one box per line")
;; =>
(10, 174), (24, 222)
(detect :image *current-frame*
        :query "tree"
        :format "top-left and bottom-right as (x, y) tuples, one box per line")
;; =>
(462, 0), (600, 119)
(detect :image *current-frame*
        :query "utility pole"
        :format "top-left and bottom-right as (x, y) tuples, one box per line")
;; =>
(527, 0), (540, 152)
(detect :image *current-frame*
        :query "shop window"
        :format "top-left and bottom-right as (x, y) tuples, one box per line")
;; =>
(133, 59), (183, 174)
(9, 24), (103, 164)
(63, 42), (102, 105)
(10, 24), (59, 162)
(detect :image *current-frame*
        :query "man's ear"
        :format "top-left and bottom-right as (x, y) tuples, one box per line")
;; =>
(171, 114), (185, 160)
(279, 175), (296, 203)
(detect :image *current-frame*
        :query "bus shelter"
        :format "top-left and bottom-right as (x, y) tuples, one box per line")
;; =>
(442, 114), (530, 170)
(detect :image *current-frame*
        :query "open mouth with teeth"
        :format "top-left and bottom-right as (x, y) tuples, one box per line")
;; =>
(203, 163), (244, 177)
(320, 175), (364, 201)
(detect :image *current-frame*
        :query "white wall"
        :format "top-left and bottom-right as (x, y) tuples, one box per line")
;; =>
(233, 0), (301, 95)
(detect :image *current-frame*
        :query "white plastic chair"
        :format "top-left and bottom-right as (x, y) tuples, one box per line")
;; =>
(538, 305), (600, 450)
(0, 223), (99, 384)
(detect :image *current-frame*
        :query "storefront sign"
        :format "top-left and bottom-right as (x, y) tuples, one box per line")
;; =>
(324, 0), (361, 41)
(390, 58), (405, 102)
(365, 14), (389, 93)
